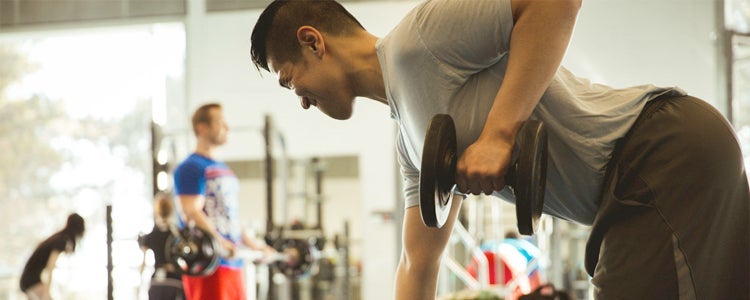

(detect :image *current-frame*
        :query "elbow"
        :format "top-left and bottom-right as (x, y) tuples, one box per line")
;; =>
(182, 209), (200, 222)
(567, 0), (582, 13)
(561, 0), (582, 24)
(180, 205), (201, 222)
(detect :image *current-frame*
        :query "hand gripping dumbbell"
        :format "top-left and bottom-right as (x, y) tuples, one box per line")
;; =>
(419, 114), (548, 235)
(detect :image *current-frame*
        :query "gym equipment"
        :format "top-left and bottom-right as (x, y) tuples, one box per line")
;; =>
(272, 238), (318, 277)
(419, 114), (548, 235)
(165, 224), (317, 277)
(165, 224), (222, 277)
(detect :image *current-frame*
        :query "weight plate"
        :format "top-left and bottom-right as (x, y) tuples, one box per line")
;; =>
(514, 120), (548, 235)
(165, 225), (221, 276)
(419, 114), (457, 228)
(273, 238), (317, 277)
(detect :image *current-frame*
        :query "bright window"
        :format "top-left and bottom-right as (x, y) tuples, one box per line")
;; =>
(0, 23), (185, 300)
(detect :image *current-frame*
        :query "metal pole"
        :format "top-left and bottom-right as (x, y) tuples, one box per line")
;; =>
(343, 221), (350, 300)
(313, 157), (324, 231)
(151, 122), (160, 195)
(106, 205), (113, 300)
(263, 115), (277, 300)
(716, 0), (733, 123)
(264, 115), (275, 235)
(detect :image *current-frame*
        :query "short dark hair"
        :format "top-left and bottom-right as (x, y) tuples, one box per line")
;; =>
(191, 103), (222, 136)
(250, 0), (365, 72)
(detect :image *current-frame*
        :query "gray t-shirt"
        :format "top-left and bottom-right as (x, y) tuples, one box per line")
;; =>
(376, 0), (685, 225)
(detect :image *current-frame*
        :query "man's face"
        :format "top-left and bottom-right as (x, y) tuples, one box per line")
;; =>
(204, 108), (229, 145)
(269, 50), (356, 120)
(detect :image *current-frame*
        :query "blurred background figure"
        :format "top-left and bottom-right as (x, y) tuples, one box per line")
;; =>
(139, 192), (185, 300)
(19, 213), (86, 300)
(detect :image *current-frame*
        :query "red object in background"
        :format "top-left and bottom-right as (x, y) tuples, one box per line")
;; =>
(466, 245), (541, 300)
(466, 250), (511, 285)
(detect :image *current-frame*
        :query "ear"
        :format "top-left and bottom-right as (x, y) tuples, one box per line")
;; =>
(297, 26), (325, 58)
(196, 123), (209, 136)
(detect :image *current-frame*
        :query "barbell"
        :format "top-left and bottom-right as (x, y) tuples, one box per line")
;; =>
(419, 114), (548, 235)
(164, 224), (316, 277)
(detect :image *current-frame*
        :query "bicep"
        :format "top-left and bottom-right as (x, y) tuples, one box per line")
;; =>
(179, 194), (205, 217)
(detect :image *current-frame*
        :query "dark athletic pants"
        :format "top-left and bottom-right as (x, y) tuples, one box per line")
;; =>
(585, 95), (750, 299)
(149, 277), (184, 300)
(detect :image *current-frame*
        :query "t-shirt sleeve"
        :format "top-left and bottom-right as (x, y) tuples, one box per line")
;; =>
(174, 161), (204, 196)
(396, 130), (421, 207)
(415, 0), (513, 73)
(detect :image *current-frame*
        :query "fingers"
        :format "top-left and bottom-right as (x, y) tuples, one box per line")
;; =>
(453, 137), (513, 196)
(492, 176), (506, 193)
(221, 238), (237, 257)
(456, 168), (505, 195)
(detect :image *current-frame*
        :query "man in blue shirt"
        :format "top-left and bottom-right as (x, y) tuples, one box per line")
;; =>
(174, 103), (275, 300)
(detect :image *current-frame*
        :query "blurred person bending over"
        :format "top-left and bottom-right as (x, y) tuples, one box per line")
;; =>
(20, 213), (85, 300)
(139, 192), (185, 300)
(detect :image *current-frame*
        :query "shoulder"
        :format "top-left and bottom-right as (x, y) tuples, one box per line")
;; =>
(407, 0), (513, 63)
(412, 0), (511, 29)
(175, 154), (208, 176)
(43, 233), (70, 251)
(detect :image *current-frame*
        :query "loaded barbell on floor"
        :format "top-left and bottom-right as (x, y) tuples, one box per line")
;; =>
(164, 224), (316, 277)
(419, 114), (548, 235)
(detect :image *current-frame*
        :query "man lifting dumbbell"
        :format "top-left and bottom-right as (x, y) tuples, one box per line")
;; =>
(250, 0), (750, 299)
(173, 103), (276, 300)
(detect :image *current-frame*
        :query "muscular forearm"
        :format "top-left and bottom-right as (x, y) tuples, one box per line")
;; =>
(483, 0), (581, 140)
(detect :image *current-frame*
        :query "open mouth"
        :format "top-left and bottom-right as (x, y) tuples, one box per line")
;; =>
(301, 97), (318, 109)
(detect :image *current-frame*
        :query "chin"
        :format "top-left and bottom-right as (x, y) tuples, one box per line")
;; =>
(321, 107), (353, 120)
(214, 138), (228, 145)
(327, 111), (353, 120)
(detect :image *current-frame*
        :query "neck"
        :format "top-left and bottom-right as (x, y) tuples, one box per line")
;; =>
(340, 32), (388, 104)
(195, 139), (215, 158)
(156, 219), (169, 230)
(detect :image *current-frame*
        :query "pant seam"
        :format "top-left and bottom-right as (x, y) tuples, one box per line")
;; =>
(654, 205), (698, 300)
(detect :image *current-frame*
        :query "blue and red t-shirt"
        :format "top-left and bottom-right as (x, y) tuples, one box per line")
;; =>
(174, 153), (242, 268)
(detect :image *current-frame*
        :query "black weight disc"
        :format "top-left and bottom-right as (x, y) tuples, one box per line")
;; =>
(273, 238), (317, 277)
(514, 120), (548, 235)
(419, 114), (457, 228)
(165, 226), (221, 276)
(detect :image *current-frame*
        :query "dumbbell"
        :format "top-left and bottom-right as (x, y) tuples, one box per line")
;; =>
(419, 114), (548, 235)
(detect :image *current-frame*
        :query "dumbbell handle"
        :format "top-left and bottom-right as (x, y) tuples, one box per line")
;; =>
(447, 162), (518, 197)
